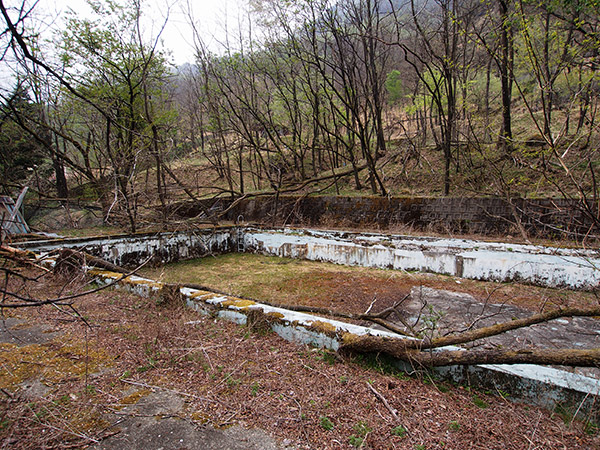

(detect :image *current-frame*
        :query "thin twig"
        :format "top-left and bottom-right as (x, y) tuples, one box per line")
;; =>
(366, 382), (399, 420)
(24, 403), (99, 443)
(0, 256), (152, 308)
(364, 296), (377, 315)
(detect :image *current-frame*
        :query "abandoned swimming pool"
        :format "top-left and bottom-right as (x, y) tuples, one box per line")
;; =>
(16, 226), (600, 420)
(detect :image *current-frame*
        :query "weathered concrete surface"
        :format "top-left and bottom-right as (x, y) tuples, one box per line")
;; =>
(243, 227), (600, 290)
(0, 308), (286, 450)
(404, 286), (600, 353)
(401, 286), (600, 381)
(18, 226), (600, 289)
(93, 389), (288, 450)
(17, 228), (235, 267)
(0, 317), (61, 346)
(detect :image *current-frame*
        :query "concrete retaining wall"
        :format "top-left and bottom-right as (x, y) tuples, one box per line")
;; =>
(223, 196), (595, 237)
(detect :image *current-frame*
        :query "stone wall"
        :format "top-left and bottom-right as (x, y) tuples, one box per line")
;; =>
(224, 196), (595, 237)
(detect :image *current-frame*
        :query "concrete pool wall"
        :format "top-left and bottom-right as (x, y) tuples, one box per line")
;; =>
(19, 226), (600, 290)
(17, 228), (235, 267)
(243, 228), (600, 290)
(18, 227), (600, 420)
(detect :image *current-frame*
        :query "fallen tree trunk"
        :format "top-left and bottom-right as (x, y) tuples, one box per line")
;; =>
(340, 306), (600, 357)
(399, 347), (600, 368)
(0, 244), (35, 259)
(340, 305), (600, 368)
(418, 306), (600, 350)
(52, 248), (127, 274)
(341, 332), (600, 367)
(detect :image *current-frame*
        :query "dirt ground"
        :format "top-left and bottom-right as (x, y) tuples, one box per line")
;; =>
(1, 265), (599, 449)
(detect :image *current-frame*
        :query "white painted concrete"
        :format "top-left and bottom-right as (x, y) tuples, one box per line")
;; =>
(20, 226), (600, 289)
(243, 228), (600, 289)
(19, 229), (234, 266)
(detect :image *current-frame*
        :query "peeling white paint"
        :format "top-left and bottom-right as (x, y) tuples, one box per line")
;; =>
(19, 229), (234, 267)
(271, 323), (340, 350)
(243, 228), (600, 289)
(20, 226), (600, 289)
(183, 286), (410, 340)
(481, 363), (600, 394)
(217, 310), (248, 325)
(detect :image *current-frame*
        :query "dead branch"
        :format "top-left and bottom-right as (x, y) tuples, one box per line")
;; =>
(340, 304), (600, 367)
(421, 305), (600, 350)
(216, 164), (368, 219)
(160, 162), (219, 225)
(51, 248), (128, 274)
(0, 255), (151, 308)
(341, 332), (600, 367)
(404, 347), (600, 368)
(342, 305), (600, 357)
(0, 266), (40, 281)
(0, 245), (51, 273)
(366, 382), (399, 420)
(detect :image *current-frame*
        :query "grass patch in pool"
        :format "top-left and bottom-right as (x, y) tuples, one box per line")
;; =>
(138, 252), (600, 314)
(139, 253), (399, 310)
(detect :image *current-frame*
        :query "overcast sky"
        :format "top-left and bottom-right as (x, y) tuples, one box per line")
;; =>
(34, 0), (250, 64)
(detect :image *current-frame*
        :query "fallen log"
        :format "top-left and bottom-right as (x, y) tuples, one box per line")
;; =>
(0, 244), (35, 259)
(340, 306), (600, 358)
(420, 306), (600, 350)
(51, 248), (127, 274)
(403, 347), (600, 368)
(340, 305), (600, 368)
(0, 244), (49, 272)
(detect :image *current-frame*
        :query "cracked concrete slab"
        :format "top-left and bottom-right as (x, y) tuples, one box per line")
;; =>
(403, 286), (600, 352)
(0, 317), (61, 346)
(402, 286), (600, 379)
(94, 390), (291, 450)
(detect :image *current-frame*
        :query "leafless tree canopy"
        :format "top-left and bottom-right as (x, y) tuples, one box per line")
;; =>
(0, 0), (596, 237)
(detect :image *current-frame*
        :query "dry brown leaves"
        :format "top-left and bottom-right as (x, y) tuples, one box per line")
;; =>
(0, 268), (598, 449)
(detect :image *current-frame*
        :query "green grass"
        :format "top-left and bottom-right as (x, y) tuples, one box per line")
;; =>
(392, 425), (407, 437)
(139, 253), (394, 306)
(472, 394), (489, 409)
(448, 420), (460, 431)
(319, 416), (334, 431)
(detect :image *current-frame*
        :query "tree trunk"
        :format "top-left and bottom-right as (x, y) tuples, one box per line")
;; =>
(52, 153), (68, 201)
(498, 0), (513, 152)
(408, 348), (600, 368)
